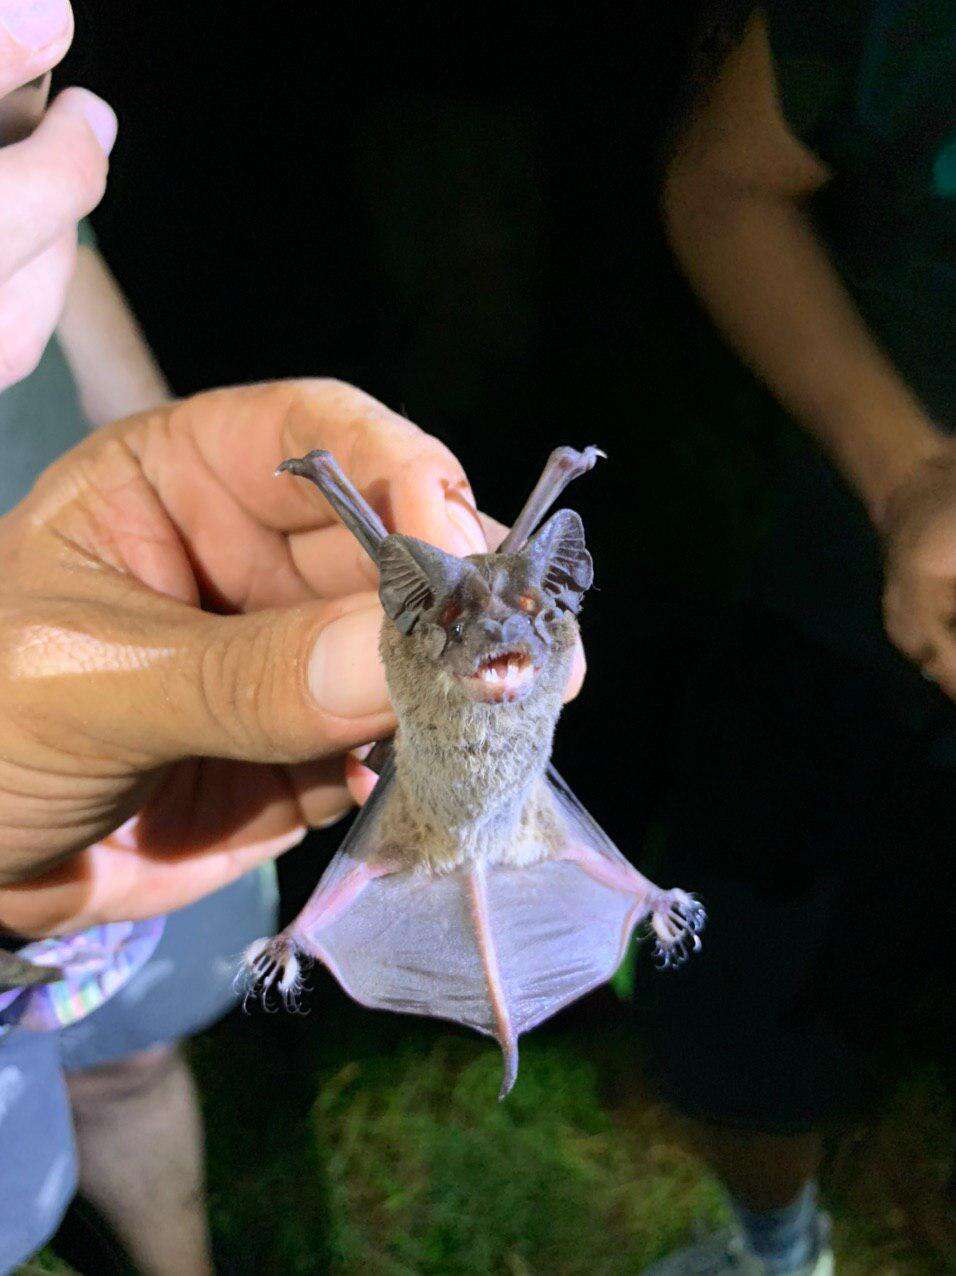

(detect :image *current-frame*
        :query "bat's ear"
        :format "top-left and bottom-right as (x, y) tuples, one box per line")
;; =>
(520, 509), (593, 614)
(378, 535), (465, 635)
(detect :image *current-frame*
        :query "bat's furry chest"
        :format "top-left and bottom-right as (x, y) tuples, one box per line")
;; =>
(378, 618), (574, 872)
(379, 766), (563, 874)
(382, 700), (563, 873)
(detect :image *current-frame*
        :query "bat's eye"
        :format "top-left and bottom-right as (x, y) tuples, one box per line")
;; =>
(517, 593), (538, 614)
(440, 599), (462, 629)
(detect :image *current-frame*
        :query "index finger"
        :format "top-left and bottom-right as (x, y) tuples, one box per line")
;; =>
(109, 380), (486, 616)
(176, 378), (487, 552)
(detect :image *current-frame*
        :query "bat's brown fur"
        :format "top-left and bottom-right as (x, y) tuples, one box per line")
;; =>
(378, 613), (578, 871)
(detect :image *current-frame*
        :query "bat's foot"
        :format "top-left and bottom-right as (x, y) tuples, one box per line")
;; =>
(241, 935), (308, 1010)
(650, 889), (706, 971)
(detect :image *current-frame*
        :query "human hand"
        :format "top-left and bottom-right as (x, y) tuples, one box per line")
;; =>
(1, 0), (117, 389)
(0, 380), (584, 935)
(881, 443), (956, 700)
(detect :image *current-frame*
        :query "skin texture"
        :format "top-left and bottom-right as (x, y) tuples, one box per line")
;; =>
(0, 378), (512, 935)
(661, 7), (953, 1213)
(66, 1043), (213, 1276)
(0, 0), (117, 389)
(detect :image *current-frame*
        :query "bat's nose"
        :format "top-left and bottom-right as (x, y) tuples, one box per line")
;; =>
(478, 618), (505, 642)
(500, 614), (527, 643)
(479, 615), (527, 643)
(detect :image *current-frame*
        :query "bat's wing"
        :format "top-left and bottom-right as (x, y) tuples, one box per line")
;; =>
(244, 763), (704, 1098)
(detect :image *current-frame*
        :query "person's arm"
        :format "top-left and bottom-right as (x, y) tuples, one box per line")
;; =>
(662, 8), (956, 695)
(57, 238), (170, 425)
(661, 8), (944, 525)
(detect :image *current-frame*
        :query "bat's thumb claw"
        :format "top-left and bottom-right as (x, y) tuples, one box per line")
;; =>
(497, 1034), (520, 1101)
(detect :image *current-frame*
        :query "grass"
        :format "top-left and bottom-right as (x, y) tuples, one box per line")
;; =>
(25, 960), (951, 1275)
(311, 1036), (726, 1274)
(178, 973), (951, 1276)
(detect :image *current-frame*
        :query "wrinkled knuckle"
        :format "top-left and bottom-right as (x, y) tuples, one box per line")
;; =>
(198, 622), (298, 760)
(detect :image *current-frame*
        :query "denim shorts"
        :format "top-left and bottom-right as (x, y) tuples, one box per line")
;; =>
(0, 865), (278, 1273)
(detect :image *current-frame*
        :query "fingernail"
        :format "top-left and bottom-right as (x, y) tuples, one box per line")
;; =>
(1, 0), (71, 50)
(59, 87), (118, 155)
(445, 491), (487, 555)
(307, 608), (389, 718)
(315, 807), (352, 830)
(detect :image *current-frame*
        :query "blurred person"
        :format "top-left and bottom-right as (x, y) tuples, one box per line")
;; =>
(642, 3), (953, 1274)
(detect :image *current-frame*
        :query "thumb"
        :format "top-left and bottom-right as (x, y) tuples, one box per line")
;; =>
(154, 592), (395, 765)
(14, 592), (396, 768)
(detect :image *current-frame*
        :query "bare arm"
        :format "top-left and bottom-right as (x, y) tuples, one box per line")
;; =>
(56, 241), (169, 426)
(661, 9), (945, 528)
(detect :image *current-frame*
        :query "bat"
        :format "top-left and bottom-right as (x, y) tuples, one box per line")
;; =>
(244, 445), (704, 1097)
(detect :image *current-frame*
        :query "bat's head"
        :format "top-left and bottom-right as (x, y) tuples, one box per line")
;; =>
(378, 509), (592, 705)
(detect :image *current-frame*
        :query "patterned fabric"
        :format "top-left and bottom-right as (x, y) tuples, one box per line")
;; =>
(0, 919), (165, 1035)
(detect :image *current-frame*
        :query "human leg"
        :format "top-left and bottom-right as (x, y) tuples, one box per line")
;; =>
(57, 863), (278, 1271)
(66, 1042), (211, 1276)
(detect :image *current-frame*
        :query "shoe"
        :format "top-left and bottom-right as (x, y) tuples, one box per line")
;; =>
(641, 1211), (834, 1274)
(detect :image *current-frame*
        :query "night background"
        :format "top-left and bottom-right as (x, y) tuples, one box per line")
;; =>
(36, 3), (949, 1273)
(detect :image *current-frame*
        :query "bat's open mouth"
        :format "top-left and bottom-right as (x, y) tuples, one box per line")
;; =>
(457, 648), (538, 703)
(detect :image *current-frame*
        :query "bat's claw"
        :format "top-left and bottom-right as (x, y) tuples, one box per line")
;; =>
(650, 890), (706, 972)
(241, 935), (308, 1010)
(275, 449), (334, 481)
(552, 444), (606, 477)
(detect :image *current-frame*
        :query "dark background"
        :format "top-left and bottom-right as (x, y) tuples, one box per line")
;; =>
(58, 1), (774, 873)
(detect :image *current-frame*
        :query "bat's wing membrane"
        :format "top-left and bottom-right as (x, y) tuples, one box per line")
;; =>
(246, 764), (703, 1097)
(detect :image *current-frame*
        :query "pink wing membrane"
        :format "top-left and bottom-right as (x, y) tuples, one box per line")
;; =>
(248, 764), (702, 1097)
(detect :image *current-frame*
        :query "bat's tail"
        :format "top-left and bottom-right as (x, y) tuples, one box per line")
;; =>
(466, 867), (520, 1100)
(498, 1035), (520, 1101)
(241, 933), (308, 1009)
